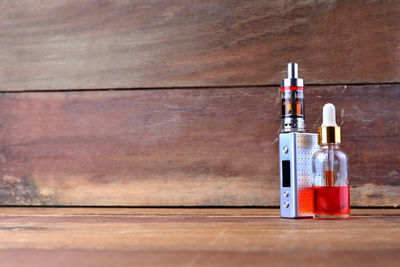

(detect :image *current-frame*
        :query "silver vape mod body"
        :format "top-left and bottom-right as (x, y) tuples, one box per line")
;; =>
(279, 63), (317, 218)
(279, 132), (318, 218)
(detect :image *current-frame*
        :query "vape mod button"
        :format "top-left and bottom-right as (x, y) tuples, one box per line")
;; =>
(284, 191), (289, 197)
(284, 202), (290, 208)
(282, 146), (289, 154)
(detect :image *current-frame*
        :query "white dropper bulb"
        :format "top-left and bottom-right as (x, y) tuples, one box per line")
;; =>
(321, 103), (337, 127)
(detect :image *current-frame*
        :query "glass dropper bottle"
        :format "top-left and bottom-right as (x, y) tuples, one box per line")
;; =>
(312, 103), (350, 219)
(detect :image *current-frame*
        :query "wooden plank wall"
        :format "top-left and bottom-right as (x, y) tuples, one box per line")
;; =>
(0, 0), (399, 207)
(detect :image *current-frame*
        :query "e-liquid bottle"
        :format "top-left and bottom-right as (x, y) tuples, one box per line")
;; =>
(312, 103), (349, 219)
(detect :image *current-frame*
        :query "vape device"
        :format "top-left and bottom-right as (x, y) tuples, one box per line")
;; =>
(279, 63), (319, 218)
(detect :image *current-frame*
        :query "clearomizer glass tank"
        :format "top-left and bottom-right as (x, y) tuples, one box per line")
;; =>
(280, 63), (305, 133)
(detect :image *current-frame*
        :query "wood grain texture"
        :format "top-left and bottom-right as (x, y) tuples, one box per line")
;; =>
(1, 0), (399, 91)
(0, 84), (398, 206)
(0, 208), (399, 267)
(1, 249), (399, 267)
(0, 207), (399, 216)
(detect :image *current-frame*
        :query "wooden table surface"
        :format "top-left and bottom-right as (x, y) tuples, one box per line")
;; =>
(0, 208), (399, 267)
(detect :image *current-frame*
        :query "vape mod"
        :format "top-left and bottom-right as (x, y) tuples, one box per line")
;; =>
(279, 63), (319, 218)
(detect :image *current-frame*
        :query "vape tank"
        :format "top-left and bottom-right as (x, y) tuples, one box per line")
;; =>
(279, 63), (319, 218)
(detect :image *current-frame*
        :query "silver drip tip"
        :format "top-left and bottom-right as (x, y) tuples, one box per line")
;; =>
(282, 63), (304, 87)
(288, 62), (298, 78)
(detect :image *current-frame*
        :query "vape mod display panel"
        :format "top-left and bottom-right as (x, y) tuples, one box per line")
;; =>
(281, 160), (291, 188)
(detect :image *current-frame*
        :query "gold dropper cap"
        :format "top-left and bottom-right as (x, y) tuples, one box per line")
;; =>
(318, 104), (341, 145)
(318, 126), (341, 144)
